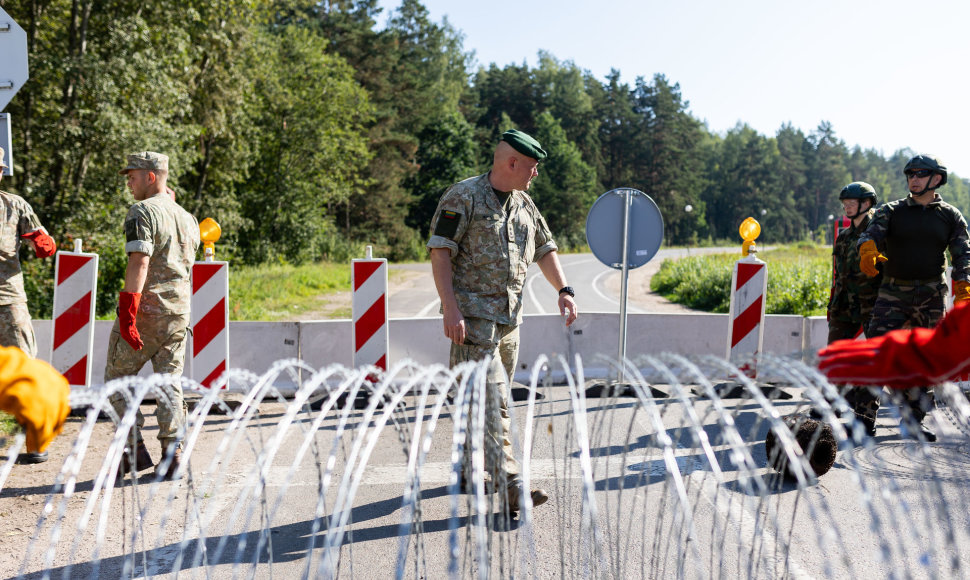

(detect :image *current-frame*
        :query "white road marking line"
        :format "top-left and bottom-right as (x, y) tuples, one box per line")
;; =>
(416, 298), (441, 318)
(526, 271), (546, 314)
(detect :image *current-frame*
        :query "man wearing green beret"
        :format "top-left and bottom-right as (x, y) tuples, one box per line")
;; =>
(428, 129), (578, 514)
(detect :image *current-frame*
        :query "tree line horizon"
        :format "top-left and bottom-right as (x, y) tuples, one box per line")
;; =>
(5, 0), (968, 274)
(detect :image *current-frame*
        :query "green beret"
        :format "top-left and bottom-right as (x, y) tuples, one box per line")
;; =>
(501, 129), (547, 161)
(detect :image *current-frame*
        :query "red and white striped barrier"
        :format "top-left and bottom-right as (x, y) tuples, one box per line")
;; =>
(190, 261), (229, 388)
(727, 255), (767, 377)
(50, 241), (98, 388)
(352, 248), (388, 372)
(833, 215), (850, 243)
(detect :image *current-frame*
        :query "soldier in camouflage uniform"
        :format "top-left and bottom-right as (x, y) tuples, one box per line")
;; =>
(0, 146), (57, 362)
(107, 152), (200, 480)
(428, 129), (578, 513)
(0, 147), (58, 464)
(854, 154), (970, 440)
(821, 182), (881, 422)
(828, 182), (881, 343)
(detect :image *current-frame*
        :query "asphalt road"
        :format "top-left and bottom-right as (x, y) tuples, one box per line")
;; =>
(388, 247), (733, 318)
(14, 384), (968, 579)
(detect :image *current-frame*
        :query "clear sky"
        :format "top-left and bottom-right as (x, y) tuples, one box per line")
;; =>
(378, 0), (970, 176)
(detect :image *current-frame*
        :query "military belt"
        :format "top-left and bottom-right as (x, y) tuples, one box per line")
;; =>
(884, 276), (945, 287)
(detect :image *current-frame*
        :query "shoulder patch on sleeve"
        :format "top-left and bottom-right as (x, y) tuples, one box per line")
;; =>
(433, 210), (462, 239)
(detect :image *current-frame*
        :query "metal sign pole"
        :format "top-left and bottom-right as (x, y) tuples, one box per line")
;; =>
(617, 188), (631, 382)
(586, 187), (664, 395)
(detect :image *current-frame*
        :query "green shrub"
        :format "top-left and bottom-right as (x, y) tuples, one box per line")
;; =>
(651, 245), (830, 316)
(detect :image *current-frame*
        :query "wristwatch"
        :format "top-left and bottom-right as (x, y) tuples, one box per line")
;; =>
(558, 286), (575, 298)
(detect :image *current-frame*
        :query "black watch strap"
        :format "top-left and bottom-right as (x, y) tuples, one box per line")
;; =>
(558, 286), (575, 298)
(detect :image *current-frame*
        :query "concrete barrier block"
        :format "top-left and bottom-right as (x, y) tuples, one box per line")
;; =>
(388, 317), (449, 367)
(763, 314), (808, 358)
(228, 321), (300, 375)
(804, 316), (828, 356)
(299, 320), (352, 370)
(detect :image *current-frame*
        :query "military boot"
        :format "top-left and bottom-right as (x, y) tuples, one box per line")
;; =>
(155, 443), (183, 481)
(849, 414), (877, 438)
(505, 484), (549, 514)
(119, 442), (154, 476)
(915, 424), (937, 442)
(460, 469), (493, 493)
(901, 400), (937, 442)
(16, 451), (49, 464)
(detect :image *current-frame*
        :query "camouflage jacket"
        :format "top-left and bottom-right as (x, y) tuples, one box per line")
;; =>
(828, 211), (881, 324)
(124, 193), (200, 315)
(0, 191), (44, 306)
(858, 194), (970, 282)
(427, 172), (557, 325)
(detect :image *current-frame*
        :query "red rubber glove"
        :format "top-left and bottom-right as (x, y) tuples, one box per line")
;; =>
(20, 229), (56, 258)
(0, 346), (71, 452)
(118, 291), (144, 350)
(817, 301), (970, 388)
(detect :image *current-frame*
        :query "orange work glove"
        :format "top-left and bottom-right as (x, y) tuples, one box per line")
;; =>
(817, 301), (970, 388)
(858, 240), (887, 278)
(20, 229), (56, 258)
(0, 346), (70, 453)
(954, 280), (970, 304)
(118, 291), (144, 350)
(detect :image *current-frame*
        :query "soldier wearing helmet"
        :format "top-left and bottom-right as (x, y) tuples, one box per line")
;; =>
(827, 182), (881, 344)
(848, 153), (970, 441)
(817, 182), (882, 423)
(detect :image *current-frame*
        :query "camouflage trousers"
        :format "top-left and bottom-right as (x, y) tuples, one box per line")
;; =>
(0, 302), (37, 358)
(852, 280), (946, 424)
(826, 319), (866, 410)
(826, 319), (864, 345)
(105, 313), (190, 447)
(450, 317), (521, 489)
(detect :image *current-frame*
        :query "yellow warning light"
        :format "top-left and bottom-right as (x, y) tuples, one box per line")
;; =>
(739, 217), (761, 257)
(199, 218), (222, 261)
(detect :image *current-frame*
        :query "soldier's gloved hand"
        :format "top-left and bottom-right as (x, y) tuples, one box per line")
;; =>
(118, 291), (144, 350)
(0, 346), (70, 453)
(20, 229), (56, 258)
(858, 240), (887, 278)
(954, 280), (970, 304)
(817, 301), (970, 388)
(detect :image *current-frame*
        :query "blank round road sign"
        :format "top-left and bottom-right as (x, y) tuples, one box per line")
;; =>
(0, 7), (29, 111)
(585, 188), (664, 270)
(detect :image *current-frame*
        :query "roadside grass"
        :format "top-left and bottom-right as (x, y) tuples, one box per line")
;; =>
(0, 411), (19, 439)
(229, 261), (352, 321)
(650, 243), (830, 316)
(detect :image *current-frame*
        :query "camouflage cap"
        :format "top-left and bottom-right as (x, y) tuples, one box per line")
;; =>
(119, 151), (169, 175)
(0, 146), (7, 169)
(501, 129), (547, 161)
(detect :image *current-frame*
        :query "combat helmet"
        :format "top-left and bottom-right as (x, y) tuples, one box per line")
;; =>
(839, 181), (878, 204)
(904, 154), (947, 188)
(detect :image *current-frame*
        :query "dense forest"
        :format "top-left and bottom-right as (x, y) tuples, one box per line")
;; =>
(5, 0), (969, 271)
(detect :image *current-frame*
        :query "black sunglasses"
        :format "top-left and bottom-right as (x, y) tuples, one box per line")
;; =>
(904, 169), (933, 178)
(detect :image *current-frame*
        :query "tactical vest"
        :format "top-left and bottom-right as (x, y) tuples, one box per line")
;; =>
(884, 202), (956, 280)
